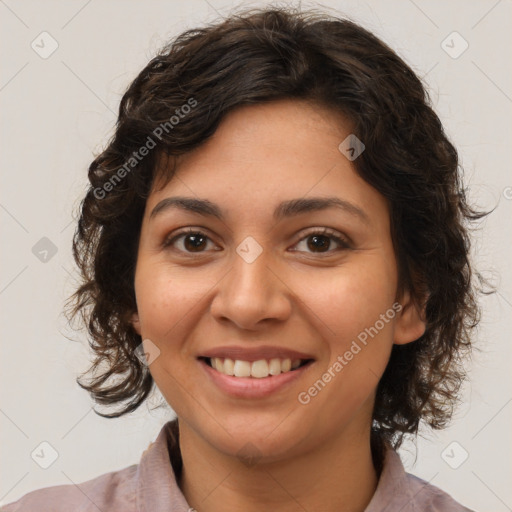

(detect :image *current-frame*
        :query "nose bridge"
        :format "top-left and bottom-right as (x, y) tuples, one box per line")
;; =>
(233, 239), (272, 297)
(211, 237), (290, 328)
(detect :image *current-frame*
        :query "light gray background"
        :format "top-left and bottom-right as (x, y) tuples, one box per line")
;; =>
(1, 1), (511, 510)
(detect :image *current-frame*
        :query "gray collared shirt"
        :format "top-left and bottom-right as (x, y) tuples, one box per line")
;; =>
(1, 421), (476, 511)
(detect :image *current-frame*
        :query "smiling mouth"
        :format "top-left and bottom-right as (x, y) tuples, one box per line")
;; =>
(199, 356), (313, 378)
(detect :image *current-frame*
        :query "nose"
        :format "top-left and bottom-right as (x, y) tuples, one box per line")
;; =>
(209, 244), (292, 331)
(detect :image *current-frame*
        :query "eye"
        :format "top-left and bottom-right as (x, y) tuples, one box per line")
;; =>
(162, 227), (350, 255)
(291, 228), (350, 254)
(162, 228), (218, 253)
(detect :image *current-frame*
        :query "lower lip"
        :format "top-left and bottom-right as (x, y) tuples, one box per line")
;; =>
(199, 359), (313, 399)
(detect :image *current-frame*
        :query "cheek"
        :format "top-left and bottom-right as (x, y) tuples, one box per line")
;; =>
(297, 256), (397, 392)
(271, 259), (399, 440)
(298, 256), (398, 341)
(133, 264), (215, 413)
(134, 263), (214, 339)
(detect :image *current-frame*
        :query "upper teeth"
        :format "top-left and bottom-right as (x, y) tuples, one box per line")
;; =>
(210, 357), (303, 378)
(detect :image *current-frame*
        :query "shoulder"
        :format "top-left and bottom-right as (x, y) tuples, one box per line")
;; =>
(369, 446), (477, 512)
(404, 471), (476, 511)
(1, 420), (181, 512)
(1, 463), (138, 512)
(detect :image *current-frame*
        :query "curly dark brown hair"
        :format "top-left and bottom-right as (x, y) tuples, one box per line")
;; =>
(66, 5), (488, 451)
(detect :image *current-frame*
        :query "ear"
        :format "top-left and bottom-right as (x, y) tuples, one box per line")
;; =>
(393, 289), (427, 345)
(131, 312), (142, 336)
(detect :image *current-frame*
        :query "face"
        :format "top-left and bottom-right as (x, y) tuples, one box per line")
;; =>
(132, 99), (425, 462)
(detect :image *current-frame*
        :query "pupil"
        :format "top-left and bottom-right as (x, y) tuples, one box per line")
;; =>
(185, 234), (206, 251)
(308, 235), (329, 252)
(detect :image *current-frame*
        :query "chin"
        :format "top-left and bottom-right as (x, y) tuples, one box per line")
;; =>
(196, 410), (313, 464)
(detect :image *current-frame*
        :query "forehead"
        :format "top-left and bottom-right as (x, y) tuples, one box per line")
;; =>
(147, 99), (388, 227)
(152, 99), (346, 183)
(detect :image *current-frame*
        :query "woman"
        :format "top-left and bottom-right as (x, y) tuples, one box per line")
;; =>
(2, 5), (484, 511)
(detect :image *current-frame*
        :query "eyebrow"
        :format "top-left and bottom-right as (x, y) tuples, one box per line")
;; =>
(149, 196), (370, 225)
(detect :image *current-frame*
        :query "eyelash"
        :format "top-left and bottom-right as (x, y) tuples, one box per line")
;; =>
(162, 227), (350, 255)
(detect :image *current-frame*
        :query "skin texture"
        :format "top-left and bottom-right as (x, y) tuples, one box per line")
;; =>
(131, 99), (426, 512)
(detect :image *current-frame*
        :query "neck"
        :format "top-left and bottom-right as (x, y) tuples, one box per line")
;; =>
(176, 420), (380, 512)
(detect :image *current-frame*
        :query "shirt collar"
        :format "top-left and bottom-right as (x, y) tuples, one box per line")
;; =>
(136, 421), (190, 512)
(364, 445), (417, 511)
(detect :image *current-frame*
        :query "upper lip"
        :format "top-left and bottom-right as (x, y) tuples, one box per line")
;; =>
(199, 345), (315, 362)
